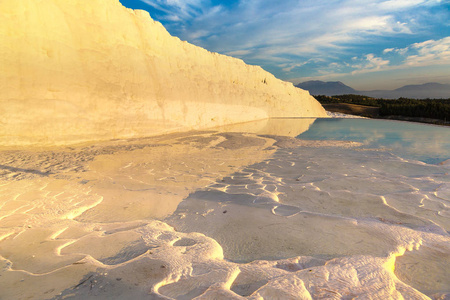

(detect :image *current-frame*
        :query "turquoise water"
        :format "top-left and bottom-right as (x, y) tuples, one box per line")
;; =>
(297, 118), (450, 164)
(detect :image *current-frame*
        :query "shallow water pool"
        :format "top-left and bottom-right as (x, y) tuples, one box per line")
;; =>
(298, 118), (450, 164)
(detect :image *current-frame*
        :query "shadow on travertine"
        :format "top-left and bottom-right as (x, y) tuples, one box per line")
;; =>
(0, 164), (51, 177)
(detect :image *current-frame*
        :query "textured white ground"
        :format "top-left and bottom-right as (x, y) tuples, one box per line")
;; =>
(326, 111), (367, 118)
(0, 118), (449, 299)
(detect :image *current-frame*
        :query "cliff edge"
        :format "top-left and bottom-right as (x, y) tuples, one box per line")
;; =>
(0, 0), (326, 146)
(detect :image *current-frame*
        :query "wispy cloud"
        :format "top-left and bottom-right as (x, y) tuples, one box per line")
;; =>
(351, 54), (390, 74)
(292, 36), (450, 86)
(280, 61), (314, 73)
(140, 0), (208, 21)
(404, 37), (450, 66)
(141, 0), (429, 53)
(377, 0), (441, 10)
(129, 0), (449, 88)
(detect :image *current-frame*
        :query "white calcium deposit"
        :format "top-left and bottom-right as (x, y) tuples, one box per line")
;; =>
(0, 0), (326, 147)
(0, 118), (449, 299)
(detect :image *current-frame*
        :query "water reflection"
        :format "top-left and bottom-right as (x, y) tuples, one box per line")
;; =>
(298, 118), (450, 164)
(214, 117), (316, 137)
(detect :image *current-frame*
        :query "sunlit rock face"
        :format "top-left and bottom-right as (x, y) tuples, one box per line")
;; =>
(0, 0), (326, 146)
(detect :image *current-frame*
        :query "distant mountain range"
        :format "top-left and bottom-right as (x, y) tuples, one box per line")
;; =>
(295, 81), (450, 99)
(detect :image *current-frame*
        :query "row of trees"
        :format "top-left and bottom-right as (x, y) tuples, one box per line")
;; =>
(314, 95), (450, 121)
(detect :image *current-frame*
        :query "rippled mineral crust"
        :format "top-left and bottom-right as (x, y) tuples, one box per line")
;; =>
(0, 0), (326, 147)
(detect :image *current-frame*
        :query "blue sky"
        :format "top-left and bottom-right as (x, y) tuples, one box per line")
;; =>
(119, 0), (450, 90)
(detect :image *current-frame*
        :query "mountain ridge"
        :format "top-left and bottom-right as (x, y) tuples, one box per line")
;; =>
(296, 81), (450, 99)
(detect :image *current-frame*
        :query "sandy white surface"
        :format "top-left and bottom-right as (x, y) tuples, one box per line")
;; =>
(326, 111), (367, 118)
(1, 118), (448, 299)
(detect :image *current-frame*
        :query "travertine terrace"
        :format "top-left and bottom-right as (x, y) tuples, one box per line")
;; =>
(2, 1), (448, 299)
(0, 0), (326, 147)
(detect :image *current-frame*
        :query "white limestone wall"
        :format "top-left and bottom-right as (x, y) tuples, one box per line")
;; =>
(0, 0), (326, 146)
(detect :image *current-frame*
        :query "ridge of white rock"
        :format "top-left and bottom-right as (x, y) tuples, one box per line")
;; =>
(0, 0), (326, 146)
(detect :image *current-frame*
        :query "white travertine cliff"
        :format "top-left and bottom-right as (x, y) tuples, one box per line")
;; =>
(0, 0), (326, 146)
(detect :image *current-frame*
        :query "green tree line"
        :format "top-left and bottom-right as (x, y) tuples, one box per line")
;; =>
(314, 95), (450, 121)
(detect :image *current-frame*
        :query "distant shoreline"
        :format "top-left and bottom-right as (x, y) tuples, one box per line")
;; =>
(323, 103), (450, 126)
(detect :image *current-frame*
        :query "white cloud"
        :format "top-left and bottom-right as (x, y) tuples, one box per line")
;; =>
(350, 54), (390, 74)
(378, 0), (425, 10)
(383, 37), (450, 67)
(186, 30), (210, 40)
(225, 50), (252, 57)
(394, 47), (409, 55)
(405, 37), (450, 66)
(136, 0), (447, 87)
(366, 54), (390, 68)
(140, 0), (207, 20)
(377, 0), (441, 10)
(143, 0), (428, 56)
(281, 62), (309, 72)
(304, 36), (450, 81)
